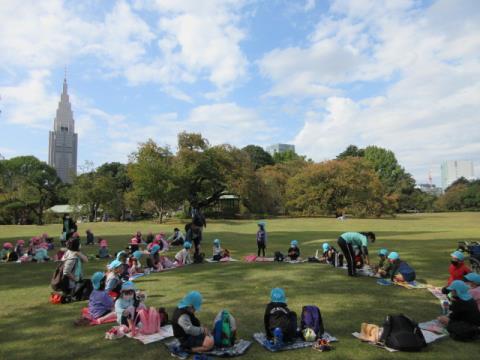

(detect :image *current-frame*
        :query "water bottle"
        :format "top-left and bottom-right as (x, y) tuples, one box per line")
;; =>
(273, 327), (283, 346)
(441, 300), (449, 315)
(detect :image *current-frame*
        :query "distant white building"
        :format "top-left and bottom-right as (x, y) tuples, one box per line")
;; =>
(266, 143), (295, 156)
(441, 160), (474, 189)
(417, 183), (443, 196)
(48, 76), (78, 183)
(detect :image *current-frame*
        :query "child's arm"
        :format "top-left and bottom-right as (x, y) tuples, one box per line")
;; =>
(178, 314), (203, 336)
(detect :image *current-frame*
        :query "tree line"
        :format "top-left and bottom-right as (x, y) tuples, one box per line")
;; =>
(0, 134), (477, 225)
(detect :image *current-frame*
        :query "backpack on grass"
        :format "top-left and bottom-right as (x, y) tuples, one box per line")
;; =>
(134, 307), (161, 335)
(379, 314), (426, 351)
(193, 252), (205, 264)
(274, 252), (284, 262)
(51, 261), (68, 292)
(213, 310), (237, 347)
(300, 305), (324, 339)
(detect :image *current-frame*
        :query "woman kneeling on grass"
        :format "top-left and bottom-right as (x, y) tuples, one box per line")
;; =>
(172, 291), (214, 353)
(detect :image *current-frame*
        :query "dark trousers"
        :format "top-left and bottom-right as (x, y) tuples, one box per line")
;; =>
(258, 243), (266, 257)
(337, 237), (356, 276)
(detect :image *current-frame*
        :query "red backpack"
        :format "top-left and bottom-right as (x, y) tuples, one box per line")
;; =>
(133, 308), (161, 335)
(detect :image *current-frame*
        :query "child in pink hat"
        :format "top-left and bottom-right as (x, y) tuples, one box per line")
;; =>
(97, 239), (111, 259)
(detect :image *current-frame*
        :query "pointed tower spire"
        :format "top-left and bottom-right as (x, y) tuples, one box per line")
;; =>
(63, 66), (68, 94)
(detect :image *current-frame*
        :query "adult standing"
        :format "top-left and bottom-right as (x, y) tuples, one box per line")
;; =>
(337, 232), (375, 276)
(62, 213), (77, 246)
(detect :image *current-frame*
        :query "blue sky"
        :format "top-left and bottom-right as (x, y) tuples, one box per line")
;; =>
(1, 0), (479, 186)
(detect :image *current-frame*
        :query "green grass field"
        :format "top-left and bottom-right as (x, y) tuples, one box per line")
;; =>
(0, 213), (479, 360)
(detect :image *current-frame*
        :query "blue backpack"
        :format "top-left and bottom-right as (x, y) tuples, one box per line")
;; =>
(213, 310), (236, 347)
(300, 306), (324, 339)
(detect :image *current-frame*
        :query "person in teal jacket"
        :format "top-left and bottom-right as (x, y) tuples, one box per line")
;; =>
(337, 232), (375, 276)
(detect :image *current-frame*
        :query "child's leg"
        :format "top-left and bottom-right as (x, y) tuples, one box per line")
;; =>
(191, 335), (214, 352)
(257, 245), (261, 257)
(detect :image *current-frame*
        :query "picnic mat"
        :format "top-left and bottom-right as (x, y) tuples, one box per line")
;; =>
(376, 279), (428, 289)
(285, 259), (308, 264)
(352, 320), (448, 352)
(427, 286), (449, 301)
(205, 257), (239, 263)
(165, 338), (252, 358)
(129, 273), (145, 281)
(126, 325), (174, 344)
(253, 332), (338, 352)
(243, 255), (275, 263)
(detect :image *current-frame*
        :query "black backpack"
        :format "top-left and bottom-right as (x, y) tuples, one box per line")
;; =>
(379, 314), (426, 351)
(274, 252), (284, 262)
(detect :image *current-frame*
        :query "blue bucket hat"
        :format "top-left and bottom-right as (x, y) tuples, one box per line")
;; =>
(447, 280), (472, 301)
(108, 259), (122, 270)
(258, 221), (266, 228)
(213, 239), (220, 246)
(116, 251), (127, 261)
(121, 281), (136, 292)
(464, 272), (480, 285)
(290, 240), (298, 247)
(378, 248), (388, 256)
(150, 245), (161, 254)
(388, 252), (399, 261)
(91, 271), (105, 290)
(178, 291), (203, 311)
(451, 251), (464, 261)
(132, 250), (143, 260)
(270, 288), (286, 303)
(322, 243), (330, 252)
(184, 241), (192, 249)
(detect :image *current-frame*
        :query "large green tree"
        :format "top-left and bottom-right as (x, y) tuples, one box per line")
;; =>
(242, 145), (274, 170)
(286, 157), (388, 217)
(128, 139), (181, 223)
(0, 156), (63, 224)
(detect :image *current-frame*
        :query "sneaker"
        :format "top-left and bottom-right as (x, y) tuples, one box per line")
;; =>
(170, 345), (188, 360)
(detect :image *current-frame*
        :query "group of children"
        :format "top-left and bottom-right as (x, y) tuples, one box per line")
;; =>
(0, 233), (54, 263)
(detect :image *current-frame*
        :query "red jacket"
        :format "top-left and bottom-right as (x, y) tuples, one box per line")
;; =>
(448, 262), (471, 285)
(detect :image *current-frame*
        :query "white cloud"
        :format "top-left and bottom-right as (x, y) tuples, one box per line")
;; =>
(287, 0), (480, 184)
(304, 0), (316, 12)
(0, 70), (58, 128)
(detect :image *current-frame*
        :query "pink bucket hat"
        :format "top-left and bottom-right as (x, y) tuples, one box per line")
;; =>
(3, 242), (13, 249)
(16, 239), (25, 246)
(130, 237), (139, 245)
(32, 237), (41, 245)
(100, 239), (108, 247)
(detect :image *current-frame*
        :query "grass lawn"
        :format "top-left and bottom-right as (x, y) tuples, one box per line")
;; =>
(0, 212), (479, 360)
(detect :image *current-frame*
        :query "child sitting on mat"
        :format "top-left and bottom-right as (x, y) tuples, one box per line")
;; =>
(115, 281), (145, 327)
(373, 248), (389, 274)
(105, 260), (123, 295)
(383, 252), (416, 282)
(88, 271), (114, 323)
(172, 291), (214, 353)
(447, 251), (471, 286)
(128, 251), (144, 276)
(264, 288), (297, 343)
(464, 273), (480, 311)
(212, 239), (230, 261)
(287, 240), (300, 261)
(97, 239), (111, 259)
(175, 241), (193, 266)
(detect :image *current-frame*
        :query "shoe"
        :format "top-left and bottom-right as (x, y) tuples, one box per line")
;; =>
(170, 345), (188, 360)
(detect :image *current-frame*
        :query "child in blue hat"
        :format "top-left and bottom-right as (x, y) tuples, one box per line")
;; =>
(287, 240), (300, 261)
(374, 248), (389, 276)
(175, 241), (193, 266)
(114, 281), (144, 327)
(172, 291), (214, 353)
(212, 239), (229, 261)
(88, 271), (114, 323)
(256, 222), (267, 257)
(464, 273), (480, 311)
(383, 252), (416, 282)
(105, 260), (123, 295)
(438, 280), (480, 340)
(320, 243), (343, 267)
(264, 288), (297, 343)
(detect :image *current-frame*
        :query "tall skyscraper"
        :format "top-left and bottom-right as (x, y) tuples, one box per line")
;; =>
(266, 143), (295, 155)
(48, 75), (78, 183)
(441, 160), (474, 189)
